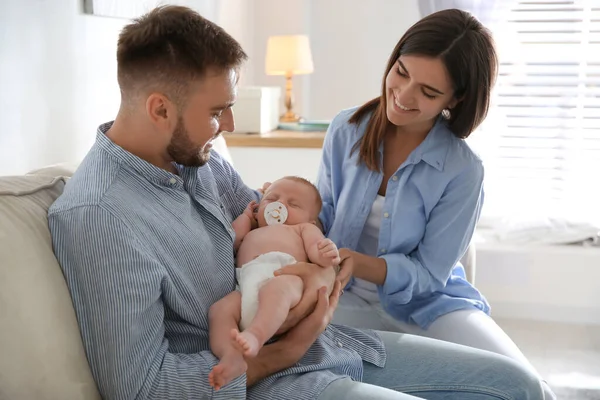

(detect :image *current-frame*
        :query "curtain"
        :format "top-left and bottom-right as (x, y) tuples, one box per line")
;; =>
(420, 0), (600, 237)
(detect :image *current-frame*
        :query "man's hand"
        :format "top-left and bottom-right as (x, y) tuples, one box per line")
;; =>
(273, 262), (336, 334)
(317, 239), (341, 267)
(279, 280), (342, 354)
(337, 248), (355, 289)
(245, 281), (342, 387)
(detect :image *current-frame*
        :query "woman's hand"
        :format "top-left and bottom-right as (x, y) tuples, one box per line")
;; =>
(337, 248), (355, 289)
(273, 262), (337, 334)
(341, 248), (387, 286)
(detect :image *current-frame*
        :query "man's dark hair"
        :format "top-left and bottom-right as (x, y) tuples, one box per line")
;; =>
(116, 5), (247, 106)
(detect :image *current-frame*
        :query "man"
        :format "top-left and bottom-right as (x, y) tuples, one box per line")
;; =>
(49, 5), (546, 400)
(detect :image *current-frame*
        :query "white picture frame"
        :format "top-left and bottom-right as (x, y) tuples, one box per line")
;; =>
(82, 0), (216, 20)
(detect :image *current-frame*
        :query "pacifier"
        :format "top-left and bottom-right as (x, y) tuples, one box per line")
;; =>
(264, 201), (288, 225)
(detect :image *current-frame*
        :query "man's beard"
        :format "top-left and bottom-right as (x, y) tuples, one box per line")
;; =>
(166, 118), (211, 167)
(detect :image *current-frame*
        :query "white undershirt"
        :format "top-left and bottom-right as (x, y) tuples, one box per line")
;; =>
(352, 195), (385, 303)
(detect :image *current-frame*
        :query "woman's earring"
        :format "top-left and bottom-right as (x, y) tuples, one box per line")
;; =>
(442, 108), (451, 120)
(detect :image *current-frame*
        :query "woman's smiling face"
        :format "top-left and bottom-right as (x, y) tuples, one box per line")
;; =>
(385, 55), (458, 131)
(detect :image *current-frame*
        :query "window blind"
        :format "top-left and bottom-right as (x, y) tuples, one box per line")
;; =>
(467, 0), (600, 224)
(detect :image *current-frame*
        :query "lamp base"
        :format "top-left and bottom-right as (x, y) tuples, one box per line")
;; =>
(279, 111), (302, 123)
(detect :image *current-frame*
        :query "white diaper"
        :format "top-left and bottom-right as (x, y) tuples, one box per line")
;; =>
(236, 251), (297, 330)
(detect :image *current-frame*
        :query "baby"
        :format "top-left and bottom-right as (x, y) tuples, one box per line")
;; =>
(208, 176), (340, 390)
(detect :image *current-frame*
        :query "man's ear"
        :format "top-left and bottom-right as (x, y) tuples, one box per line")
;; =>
(146, 93), (177, 133)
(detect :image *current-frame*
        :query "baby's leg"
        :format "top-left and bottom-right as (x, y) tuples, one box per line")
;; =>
(233, 275), (303, 357)
(208, 291), (247, 391)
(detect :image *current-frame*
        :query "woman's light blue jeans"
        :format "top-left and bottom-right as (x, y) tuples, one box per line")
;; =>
(318, 330), (544, 399)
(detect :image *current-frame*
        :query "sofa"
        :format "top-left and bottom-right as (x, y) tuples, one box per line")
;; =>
(0, 139), (476, 399)
(0, 163), (100, 400)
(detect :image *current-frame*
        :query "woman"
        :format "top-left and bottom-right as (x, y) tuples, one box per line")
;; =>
(316, 8), (556, 399)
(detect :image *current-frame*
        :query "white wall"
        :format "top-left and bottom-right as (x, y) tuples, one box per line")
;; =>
(249, 0), (312, 118)
(229, 147), (322, 190)
(0, 0), (251, 176)
(0, 0), (124, 175)
(227, 0), (422, 195)
(214, 0), (255, 87)
(307, 1), (421, 119)
(249, 0), (421, 120)
(0, 0), (419, 174)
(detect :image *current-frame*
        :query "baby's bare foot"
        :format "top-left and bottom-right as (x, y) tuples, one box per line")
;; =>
(232, 328), (261, 358)
(208, 351), (247, 391)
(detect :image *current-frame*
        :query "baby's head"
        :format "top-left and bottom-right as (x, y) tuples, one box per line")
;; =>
(256, 176), (322, 228)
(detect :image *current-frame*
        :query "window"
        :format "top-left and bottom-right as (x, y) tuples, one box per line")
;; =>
(464, 0), (600, 225)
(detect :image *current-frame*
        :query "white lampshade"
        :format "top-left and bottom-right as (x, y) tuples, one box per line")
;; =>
(265, 35), (314, 76)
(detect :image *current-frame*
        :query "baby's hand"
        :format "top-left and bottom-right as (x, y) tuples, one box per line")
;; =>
(317, 239), (341, 267)
(243, 201), (259, 227)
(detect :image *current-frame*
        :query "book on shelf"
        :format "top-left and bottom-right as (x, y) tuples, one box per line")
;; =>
(278, 120), (330, 132)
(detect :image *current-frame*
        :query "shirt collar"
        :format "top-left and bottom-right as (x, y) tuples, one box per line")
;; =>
(399, 117), (452, 171)
(95, 121), (189, 188)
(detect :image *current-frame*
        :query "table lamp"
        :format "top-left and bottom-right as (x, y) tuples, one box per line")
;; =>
(265, 34), (314, 122)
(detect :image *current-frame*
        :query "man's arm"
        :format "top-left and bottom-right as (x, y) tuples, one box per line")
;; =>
(272, 261), (337, 334)
(245, 281), (342, 386)
(209, 150), (260, 219)
(49, 206), (246, 400)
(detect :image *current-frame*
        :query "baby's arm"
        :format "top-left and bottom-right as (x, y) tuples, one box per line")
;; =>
(231, 201), (258, 251)
(299, 223), (341, 267)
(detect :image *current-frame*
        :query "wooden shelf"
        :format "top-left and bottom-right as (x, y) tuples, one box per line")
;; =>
(224, 130), (326, 149)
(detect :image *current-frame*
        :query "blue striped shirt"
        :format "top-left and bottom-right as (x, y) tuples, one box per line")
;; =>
(318, 108), (490, 329)
(48, 122), (386, 400)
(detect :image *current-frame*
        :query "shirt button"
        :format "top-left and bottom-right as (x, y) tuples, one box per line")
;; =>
(337, 341), (343, 348)
(169, 178), (177, 185)
(380, 248), (387, 254)
(392, 175), (398, 181)
(383, 212), (389, 218)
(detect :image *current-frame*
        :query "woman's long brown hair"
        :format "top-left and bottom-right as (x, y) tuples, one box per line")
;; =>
(350, 8), (498, 171)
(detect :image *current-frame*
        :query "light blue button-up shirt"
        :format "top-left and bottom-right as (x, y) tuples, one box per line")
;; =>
(317, 107), (490, 329)
(48, 122), (386, 400)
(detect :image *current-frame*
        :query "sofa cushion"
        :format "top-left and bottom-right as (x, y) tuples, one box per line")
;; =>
(0, 166), (100, 400)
